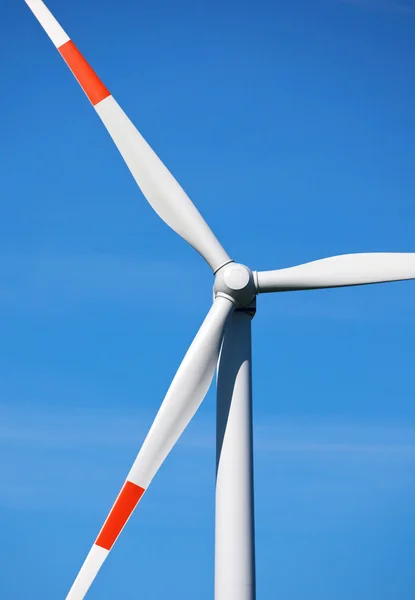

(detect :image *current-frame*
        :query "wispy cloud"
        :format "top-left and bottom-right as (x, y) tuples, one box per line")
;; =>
(1, 404), (413, 511)
(338, 0), (415, 15)
(2, 404), (414, 454)
(0, 253), (208, 315)
(255, 417), (415, 457)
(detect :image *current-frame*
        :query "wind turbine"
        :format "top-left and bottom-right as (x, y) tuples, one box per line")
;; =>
(24, 1), (415, 599)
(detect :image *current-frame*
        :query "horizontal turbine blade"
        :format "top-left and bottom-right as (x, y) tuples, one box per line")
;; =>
(24, 0), (231, 273)
(255, 253), (415, 293)
(64, 295), (234, 600)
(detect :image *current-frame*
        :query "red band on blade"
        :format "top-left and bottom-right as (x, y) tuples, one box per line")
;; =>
(58, 40), (110, 106)
(95, 481), (145, 551)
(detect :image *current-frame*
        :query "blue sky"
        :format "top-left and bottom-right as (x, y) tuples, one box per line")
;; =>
(1, 0), (415, 598)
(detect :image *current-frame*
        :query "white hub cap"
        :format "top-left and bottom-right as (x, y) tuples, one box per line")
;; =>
(214, 263), (256, 307)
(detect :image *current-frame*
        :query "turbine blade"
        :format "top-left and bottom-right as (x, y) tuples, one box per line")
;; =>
(24, 0), (231, 273)
(255, 253), (415, 292)
(64, 296), (234, 600)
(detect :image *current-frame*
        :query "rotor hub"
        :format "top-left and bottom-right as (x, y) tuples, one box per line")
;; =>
(214, 262), (256, 308)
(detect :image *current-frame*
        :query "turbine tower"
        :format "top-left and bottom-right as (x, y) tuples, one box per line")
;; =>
(24, 1), (415, 599)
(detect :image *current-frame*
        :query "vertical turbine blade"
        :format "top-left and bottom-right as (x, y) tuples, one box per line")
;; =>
(64, 296), (234, 599)
(24, 0), (232, 273)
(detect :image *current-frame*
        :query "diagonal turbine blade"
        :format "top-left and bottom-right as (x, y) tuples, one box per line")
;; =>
(64, 295), (234, 600)
(24, 0), (231, 273)
(254, 253), (415, 293)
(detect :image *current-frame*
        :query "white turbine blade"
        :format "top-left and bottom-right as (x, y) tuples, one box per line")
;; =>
(64, 296), (234, 600)
(24, 0), (231, 273)
(255, 253), (415, 292)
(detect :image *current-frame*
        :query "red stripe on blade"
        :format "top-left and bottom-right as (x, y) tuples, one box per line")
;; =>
(95, 481), (145, 551)
(58, 40), (110, 106)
